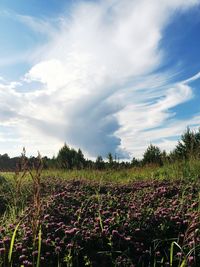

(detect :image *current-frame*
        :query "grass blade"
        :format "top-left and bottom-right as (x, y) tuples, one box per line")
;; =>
(170, 242), (182, 267)
(170, 241), (174, 267)
(8, 221), (21, 264)
(36, 227), (42, 267)
(179, 258), (186, 267)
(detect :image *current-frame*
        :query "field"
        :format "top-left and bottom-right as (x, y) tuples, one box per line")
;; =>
(0, 162), (199, 267)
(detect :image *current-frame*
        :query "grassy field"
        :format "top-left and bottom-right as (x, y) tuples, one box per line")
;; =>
(0, 160), (199, 266)
(2, 158), (200, 182)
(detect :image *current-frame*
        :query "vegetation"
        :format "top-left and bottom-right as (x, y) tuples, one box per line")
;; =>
(0, 173), (199, 267)
(1, 127), (200, 171)
(172, 127), (200, 160)
(142, 144), (163, 166)
(0, 127), (199, 266)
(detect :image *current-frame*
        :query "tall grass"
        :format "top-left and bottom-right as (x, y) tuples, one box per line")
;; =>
(36, 227), (42, 267)
(1, 158), (200, 186)
(8, 221), (21, 266)
(0, 157), (199, 266)
(40, 158), (200, 183)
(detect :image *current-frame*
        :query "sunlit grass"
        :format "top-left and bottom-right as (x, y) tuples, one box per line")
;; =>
(1, 158), (200, 185)
(0, 159), (199, 266)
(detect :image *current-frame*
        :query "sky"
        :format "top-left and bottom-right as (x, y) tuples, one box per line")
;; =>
(0, 0), (200, 159)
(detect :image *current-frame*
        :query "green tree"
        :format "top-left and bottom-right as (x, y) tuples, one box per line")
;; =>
(57, 144), (86, 169)
(143, 144), (162, 166)
(107, 153), (113, 164)
(173, 127), (200, 160)
(75, 149), (85, 169)
(131, 157), (140, 167)
(107, 153), (114, 168)
(57, 143), (71, 169)
(95, 156), (105, 170)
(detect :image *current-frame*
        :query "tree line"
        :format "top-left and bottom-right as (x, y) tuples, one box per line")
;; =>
(0, 127), (200, 171)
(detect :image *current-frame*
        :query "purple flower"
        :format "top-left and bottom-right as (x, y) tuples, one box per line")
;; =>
(55, 246), (61, 254)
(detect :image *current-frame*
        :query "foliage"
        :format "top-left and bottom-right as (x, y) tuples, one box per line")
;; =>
(95, 156), (105, 170)
(131, 157), (140, 167)
(0, 127), (199, 171)
(57, 144), (85, 169)
(173, 127), (200, 160)
(107, 153), (113, 165)
(0, 146), (200, 266)
(142, 144), (163, 166)
(0, 179), (199, 266)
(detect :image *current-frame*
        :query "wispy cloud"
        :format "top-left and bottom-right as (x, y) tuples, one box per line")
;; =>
(117, 74), (200, 158)
(0, 0), (200, 158)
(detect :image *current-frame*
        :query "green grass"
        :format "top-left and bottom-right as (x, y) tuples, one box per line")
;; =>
(1, 158), (200, 185)
(41, 158), (200, 182)
(0, 159), (200, 213)
(0, 158), (200, 233)
(8, 221), (21, 265)
(0, 160), (199, 266)
(36, 227), (42, 267)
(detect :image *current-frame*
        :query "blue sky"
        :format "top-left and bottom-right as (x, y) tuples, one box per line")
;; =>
(0, 0), (200, 158)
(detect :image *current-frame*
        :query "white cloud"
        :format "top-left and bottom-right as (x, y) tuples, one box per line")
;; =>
(116, 67), (200, 157)
(183, 72), (200, 84)
(0, 0), (200, 158)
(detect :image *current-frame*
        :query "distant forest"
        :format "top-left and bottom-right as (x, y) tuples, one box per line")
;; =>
(0, 127), (200, 171)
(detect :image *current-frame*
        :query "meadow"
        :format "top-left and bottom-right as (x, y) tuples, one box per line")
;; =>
(0, 158), (199, 267)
